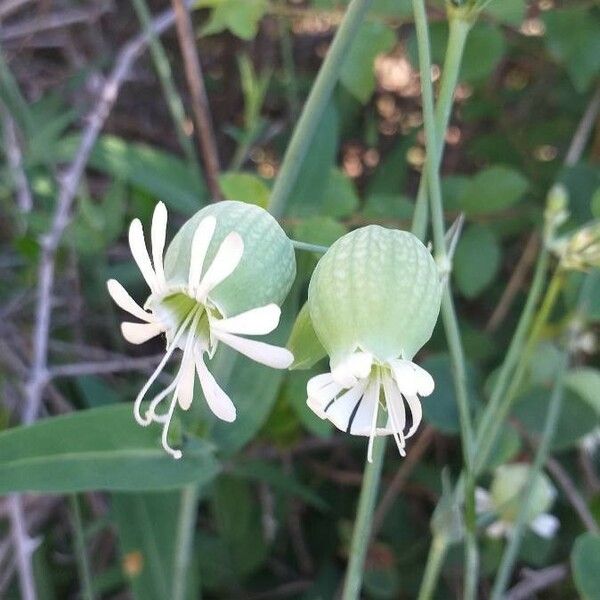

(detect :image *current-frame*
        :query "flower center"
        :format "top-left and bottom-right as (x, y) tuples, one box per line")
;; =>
(152, 291), (221, 352)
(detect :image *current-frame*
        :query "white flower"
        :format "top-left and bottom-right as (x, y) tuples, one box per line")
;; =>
(107, 202), (293, 459)
(307, 349), (435, 462)
(475, 463), (560, 540)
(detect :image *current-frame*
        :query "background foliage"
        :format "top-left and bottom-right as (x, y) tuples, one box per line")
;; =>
(0, 0), (599, 598)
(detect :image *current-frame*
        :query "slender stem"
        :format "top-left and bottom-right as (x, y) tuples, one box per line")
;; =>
(341, 437), (386, 600)
(410, 3), (478, 598)
(417, 535), (449, 600)
(475, 268), (564, 474)
(171, 485), (200, 600)
(268, 0), (372, 217)
(69, 495), (94, 600)
(490, 356), (567, 600)
(291, 240), (329, 254)
(411, 17), (471, 241)
(131, 0), (199, 171)
(278, 16), (300, 119)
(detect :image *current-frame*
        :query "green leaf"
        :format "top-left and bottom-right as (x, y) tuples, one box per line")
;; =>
(232, 460), (328, 510)
(362, 194), (414, 220)
(293, 216), (346, 247)
(200, 0), (268, 40)
(340, 21), (396, 103)
(460, 166), (529, 215)
(218, 171), (270, 207)
(287, 101), (339, 216)
(210, 476), (268, 578)
(453, 224), (501, 298)
(112, 491), (198, 600)
(512, 387), (598, 450)
(287, 302), (327, 370)
(484, 0), (526, 25)
(421, 354), (480, 434)
(572, 533), (600, 600)
(0, 405), (219, 493)
(321, 168), (360, 218)
(408, 22), (505, 83)
(544, 9), (600, 93)
(57, 134), (206, 214)
(565, 368), (600, 414)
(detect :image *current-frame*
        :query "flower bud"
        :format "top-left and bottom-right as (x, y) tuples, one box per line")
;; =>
(558, 220), (600, 271)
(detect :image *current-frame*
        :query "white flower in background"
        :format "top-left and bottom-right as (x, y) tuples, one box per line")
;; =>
(476, 463), (560, 540)
(107, 201), (296, 459)
(305, 226), (442, 461)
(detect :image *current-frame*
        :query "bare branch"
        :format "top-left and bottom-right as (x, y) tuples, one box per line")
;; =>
(506, 563), (568, 600)
(7, 496), (37, 600)
(49, 355), (163, 378)
(171, 0), (222, 199)
(565, 84), (600, 167)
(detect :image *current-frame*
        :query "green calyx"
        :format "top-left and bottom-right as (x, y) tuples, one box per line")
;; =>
(163, 201), (296, 317)
(490, 463), (556, 525)
(307, 225), (442, 364)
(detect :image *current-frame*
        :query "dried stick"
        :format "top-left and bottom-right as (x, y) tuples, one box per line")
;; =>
(565, 84), (600, 166)
(545, 456), (599, 534)
(0, 0), (33, 21)
(486, 234), (539, 333)
(1, 102), (32, 212)
(170, 0), (222, 200)
(506, 564), (568, 600)
(49, 354), (163, 378)
(0, 4), (110, 42)
(7, 496), (37, 600)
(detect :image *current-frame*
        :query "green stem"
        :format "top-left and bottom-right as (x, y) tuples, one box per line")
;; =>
(268, 0), (372, 218)
(490, 356), (567, 600)
(341, 437), (386, 600)
(474, 267), (564, 474)
(473, 249), (549, 471)
(411, 17), (471, 241)
(411, 3), (478, 598)
(417, 535), (449, 600)
(131, 0), (199, 171)
(69, 494), (94, 600)
(172, 485), (201, 600)
(291, 239), (329, 254)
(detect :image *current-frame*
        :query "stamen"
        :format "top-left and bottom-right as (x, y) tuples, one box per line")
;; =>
(383, 375), (406, 457)
(367, 377), (380, 463)
(133, 307), (198, 426)
(160, 391), (183, 460)
(145, 377), (179, 423)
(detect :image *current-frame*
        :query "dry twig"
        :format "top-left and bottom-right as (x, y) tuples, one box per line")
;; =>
(170, 0), (222, 199)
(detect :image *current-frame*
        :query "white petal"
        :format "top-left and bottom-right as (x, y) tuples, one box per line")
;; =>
(403, 393), (423, 439)
(151, 202), (168, 291)
(307, 373), (335, 398)
(177, 348), (196, 411)
(188, 216), (217, 295)
(325, 381), (367, 434)
(382, 375), (406, 456)
(121, 321), (164, 344)
(390, 360), (435, 397)
(196, 231), (243, 300)
(195, 350), (236, 422)
(308, 379), (343, 403)
(129, 218), (158, 293)
(475, 488), (493, 513)
(107, 279), (154, 322)
(349, 379), (380, 436)
(331, 352), (373, 387)
(214, 331), (293, 369)
(212, 304), (281, 336)
(530, 513), (560, 539)
(487, 520), (509, 539)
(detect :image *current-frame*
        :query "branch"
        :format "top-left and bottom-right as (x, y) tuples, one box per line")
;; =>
(565, 84), (600, 167)
(170, 0), (222, 200)
(506, 564), (568, 600)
